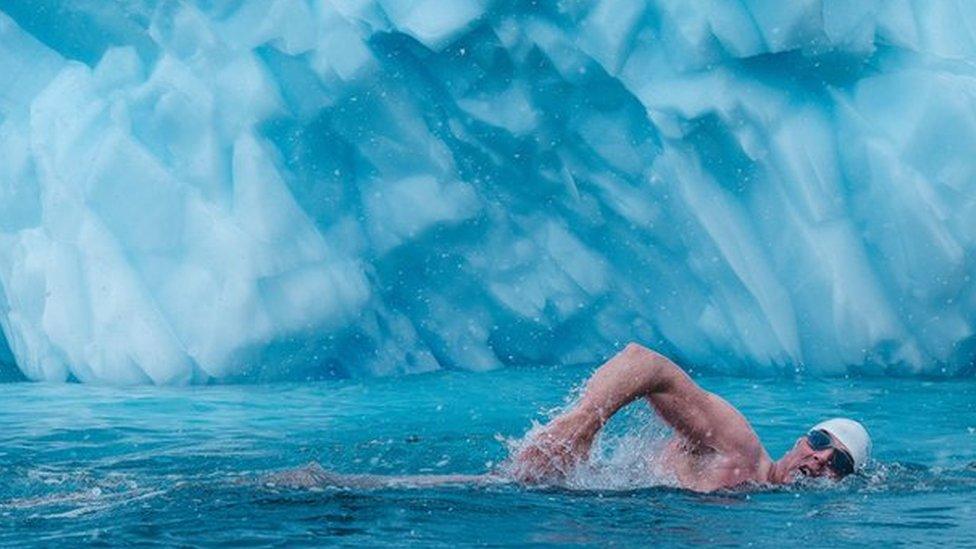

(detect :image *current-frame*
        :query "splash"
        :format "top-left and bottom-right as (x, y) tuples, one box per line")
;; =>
(501, 399), (679, 490)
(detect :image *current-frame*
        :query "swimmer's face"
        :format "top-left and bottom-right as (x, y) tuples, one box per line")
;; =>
(782, 431), (851, 480)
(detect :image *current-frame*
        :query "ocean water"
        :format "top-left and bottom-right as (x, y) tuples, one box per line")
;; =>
(2, 366), (974, 546)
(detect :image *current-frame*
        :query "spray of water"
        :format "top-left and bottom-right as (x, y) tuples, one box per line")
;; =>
(498, 393), (680, 490)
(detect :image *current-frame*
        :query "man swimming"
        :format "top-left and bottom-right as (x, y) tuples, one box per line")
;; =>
(509, 342), (870, 491)
(267, 343), (870, 492)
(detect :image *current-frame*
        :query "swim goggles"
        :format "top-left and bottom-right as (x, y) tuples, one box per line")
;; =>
(806, 429), (855, 477)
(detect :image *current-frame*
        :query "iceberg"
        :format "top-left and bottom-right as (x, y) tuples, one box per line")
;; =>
(0, 0), (974, 384)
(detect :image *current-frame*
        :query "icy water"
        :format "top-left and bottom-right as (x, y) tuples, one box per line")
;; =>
(2, 366), (975, 547)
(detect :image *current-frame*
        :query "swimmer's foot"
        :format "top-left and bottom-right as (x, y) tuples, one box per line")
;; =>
(263, 462), (342, 489)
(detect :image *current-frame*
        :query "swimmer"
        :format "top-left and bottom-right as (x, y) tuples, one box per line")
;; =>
(510, 343), (871, 491)
(269, 343), (870, 492)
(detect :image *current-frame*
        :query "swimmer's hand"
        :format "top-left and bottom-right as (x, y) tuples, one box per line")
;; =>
(510, 409), (599, 484)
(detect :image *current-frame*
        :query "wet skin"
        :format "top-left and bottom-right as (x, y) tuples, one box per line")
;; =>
(511, 343), (855, 491)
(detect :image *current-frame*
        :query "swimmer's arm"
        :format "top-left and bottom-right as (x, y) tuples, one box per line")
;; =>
(513, 343), (757, 482)
(577, 343), (758, 455)
(512, 343), (670, 481)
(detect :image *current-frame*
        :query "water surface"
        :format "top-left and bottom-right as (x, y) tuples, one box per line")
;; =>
(2, 367), (975, 546)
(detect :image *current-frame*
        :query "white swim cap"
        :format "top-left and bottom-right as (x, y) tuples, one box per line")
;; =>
(811, 418), (871, 470)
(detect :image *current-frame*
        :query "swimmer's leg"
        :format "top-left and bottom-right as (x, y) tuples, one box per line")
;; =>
(369, 473), (508, 488)
(263, 462), (338, 488)
(263, 462), (509, 489)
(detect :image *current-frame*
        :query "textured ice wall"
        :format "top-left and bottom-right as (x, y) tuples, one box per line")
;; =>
(1, 1), (975, 384)
(0, 330), (20, 381)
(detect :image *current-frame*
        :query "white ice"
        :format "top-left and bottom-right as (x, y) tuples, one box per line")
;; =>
(0, 1), (974, 383)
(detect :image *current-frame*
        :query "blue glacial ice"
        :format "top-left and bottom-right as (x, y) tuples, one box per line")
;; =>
(0, 1), (975, 384)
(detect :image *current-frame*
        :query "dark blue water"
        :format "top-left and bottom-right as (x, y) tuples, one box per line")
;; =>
(2, 367), (975, 546)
